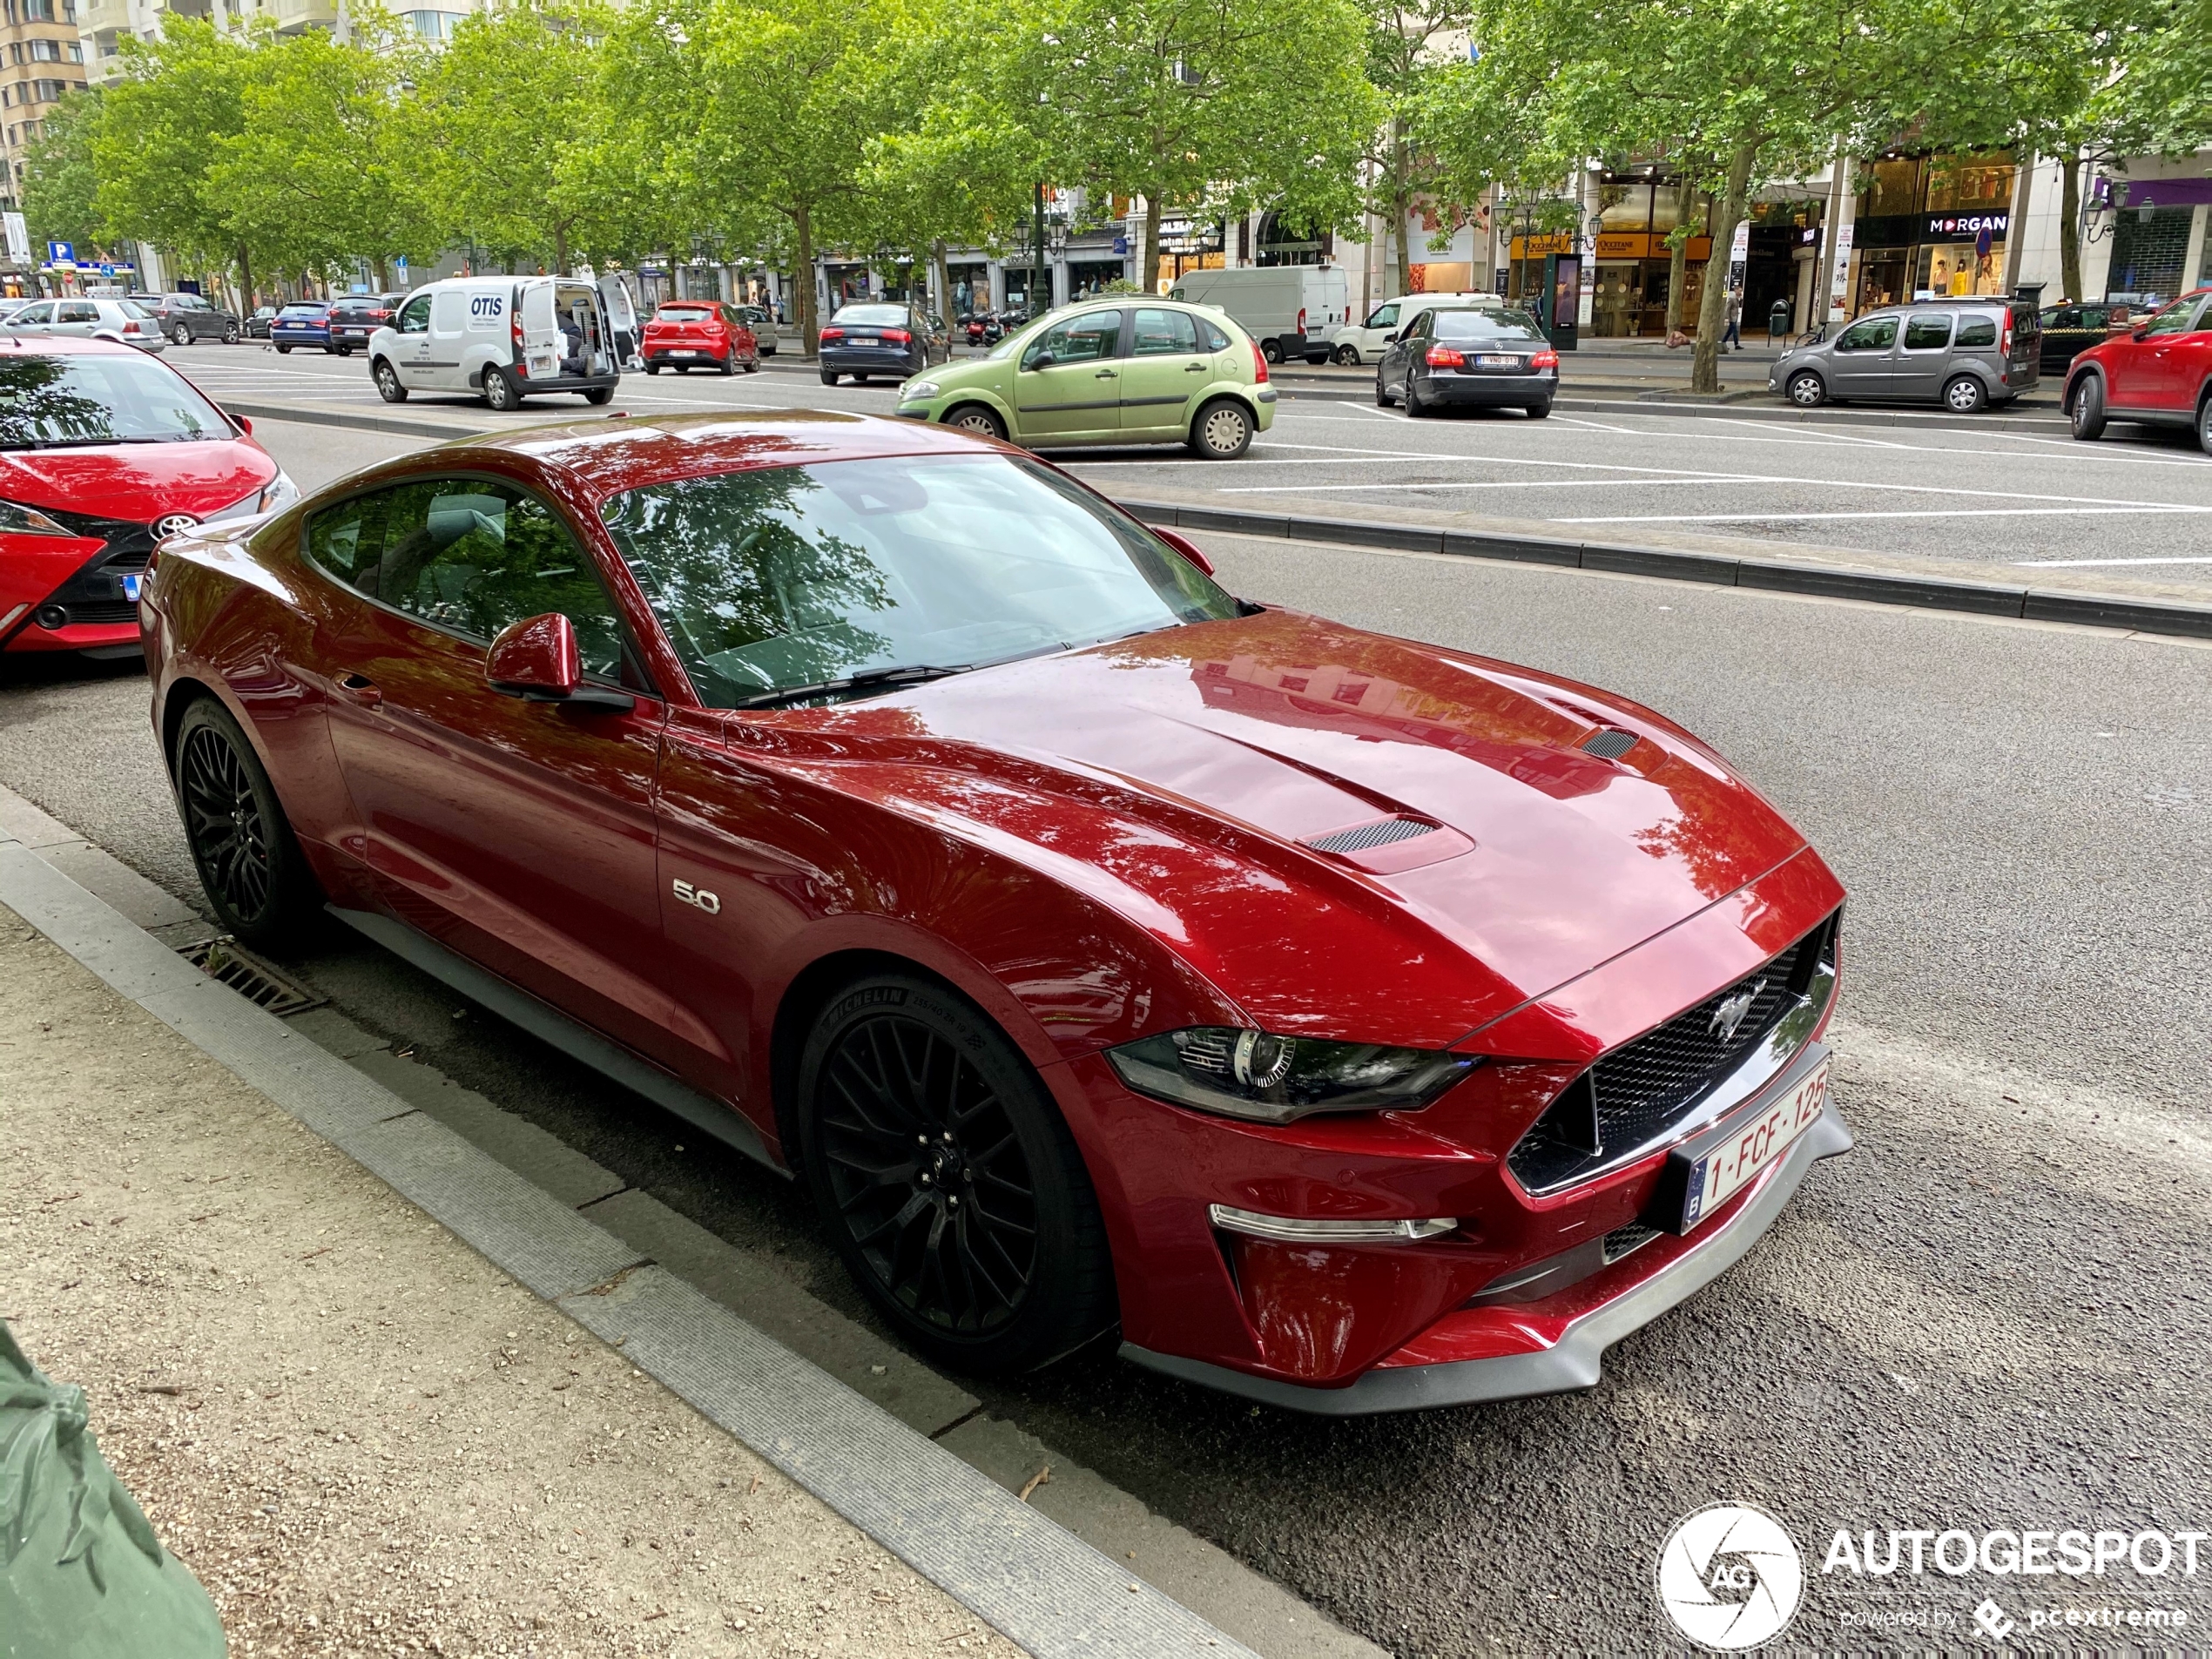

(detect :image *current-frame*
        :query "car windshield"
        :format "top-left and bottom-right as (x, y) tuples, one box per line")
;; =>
(0, 351), (234, 448)
(1432, 309), (1544, 341)
(601, 453), (1241, 708)
(832, 305), (907, 327)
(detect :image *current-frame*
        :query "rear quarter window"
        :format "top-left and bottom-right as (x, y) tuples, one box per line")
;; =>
(1956, 317), (1999, 347)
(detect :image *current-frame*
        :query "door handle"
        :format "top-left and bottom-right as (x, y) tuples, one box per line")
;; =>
(1184, 362), (1208, 372)
(334, 672), (382, 708)
(1095, 368), (1118, 378)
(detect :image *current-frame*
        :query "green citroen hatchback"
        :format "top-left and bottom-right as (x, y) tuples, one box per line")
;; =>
(894, 299), (1278, 457)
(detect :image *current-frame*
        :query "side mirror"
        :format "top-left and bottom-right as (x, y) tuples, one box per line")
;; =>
(487, 613), (636, 711)
(1023, 350), (1055, 371)
(2132, 327), (2149, 341)
(1382, 331), (1399, 343)
(1150, 524), (1215, 577)
(230, 412), (253, 436)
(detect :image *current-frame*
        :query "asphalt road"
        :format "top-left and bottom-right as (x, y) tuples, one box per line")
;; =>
(4, 415), (2208, 1654)
(170, 337), (2212, 589)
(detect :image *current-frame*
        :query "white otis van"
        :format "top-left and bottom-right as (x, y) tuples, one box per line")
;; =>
(368, 276), (621, 411)
(1166, 266), (1352, 365)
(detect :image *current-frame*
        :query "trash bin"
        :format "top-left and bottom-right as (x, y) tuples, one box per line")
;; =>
(0, 1322), (226, 1658)
(1769, 299), (1792, 341)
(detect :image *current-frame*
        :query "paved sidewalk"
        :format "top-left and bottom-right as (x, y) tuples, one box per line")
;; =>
(0, 909), (1023, 1659)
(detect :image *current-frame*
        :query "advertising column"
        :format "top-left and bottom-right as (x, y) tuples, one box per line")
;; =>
(1825, 158), (1857, 322)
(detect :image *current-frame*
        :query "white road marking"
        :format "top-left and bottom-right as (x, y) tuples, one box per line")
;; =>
(2013, 554), (2212, 566)
(1560, 506), (2210, 523)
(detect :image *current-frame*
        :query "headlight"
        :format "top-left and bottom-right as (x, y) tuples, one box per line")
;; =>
(259, 470), (300, 514)
(1105, 1027), (1479, 1124)
(0, 499), (71, 536)
(202, 470), (300, 525)
(902, 380), (941, 400)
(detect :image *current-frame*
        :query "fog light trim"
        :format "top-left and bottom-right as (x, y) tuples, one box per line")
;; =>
(1208, 1204), (1456, 1244)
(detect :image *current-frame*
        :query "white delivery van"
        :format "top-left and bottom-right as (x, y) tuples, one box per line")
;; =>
(1328, 293), (1504, 366)
(368, 275), (621, 411)
(1167, 266), (1352, 364)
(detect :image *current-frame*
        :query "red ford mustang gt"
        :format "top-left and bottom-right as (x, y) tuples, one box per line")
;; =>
(139, 410), (1848, 1412)
(3, 334), (292, 660)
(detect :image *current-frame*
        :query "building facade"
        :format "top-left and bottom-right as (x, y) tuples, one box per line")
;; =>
(2, 0), (86, 211)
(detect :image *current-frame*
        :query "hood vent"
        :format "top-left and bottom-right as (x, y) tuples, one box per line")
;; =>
(1580, 728), (1639, 761)
(1303, 816), (1438, 855)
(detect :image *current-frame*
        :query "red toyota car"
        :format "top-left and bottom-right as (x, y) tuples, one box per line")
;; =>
(640, 300), (761, 375)
(139, 411), (1847, 1412)
(3, 335), (290, 660)
(2064, 286), (2212, 449)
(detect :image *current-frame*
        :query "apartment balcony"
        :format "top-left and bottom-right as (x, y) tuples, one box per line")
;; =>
(75, 0), (133, 33)
(266, 0), (337, 30)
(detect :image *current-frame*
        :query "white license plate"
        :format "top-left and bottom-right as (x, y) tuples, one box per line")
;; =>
(671, 348), (697, 357)
(1676, 1057), (1830, 1231)
(1476, 354), (1522, 368)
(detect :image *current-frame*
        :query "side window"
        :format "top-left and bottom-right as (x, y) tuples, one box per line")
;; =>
(397, 295), (430, 334)
(304, 495), (380, 592)
(1836, 316), (1898, 352)
(1130, 307), (1200, 356)
(1024, 310), (1121, 368)
(2139, 300), (2196, 338)
(366, 480), (629, 679)
(1954, 316), (1998, 347)
(1366, 303), (1399, 329)
(13, 301), (51, 323)
(58, 301), (96, 322)
(1197, 318), (1231, 352)
(1903, 314), (1953, 350)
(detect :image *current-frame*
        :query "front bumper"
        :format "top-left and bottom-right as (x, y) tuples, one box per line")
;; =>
(1123, 1048), (1850, 1413)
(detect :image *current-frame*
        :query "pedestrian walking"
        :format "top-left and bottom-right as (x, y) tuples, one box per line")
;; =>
(1723, 286), (1743, 351)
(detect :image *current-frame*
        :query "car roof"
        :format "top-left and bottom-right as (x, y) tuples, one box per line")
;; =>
(368, 410), (1002, 501)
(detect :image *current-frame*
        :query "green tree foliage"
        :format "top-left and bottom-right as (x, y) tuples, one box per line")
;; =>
(1021, 0), (1380, 292)
(1357, 0), (1474, 301)
(21, 91), (106, 257)
(400, 0), (615, 273)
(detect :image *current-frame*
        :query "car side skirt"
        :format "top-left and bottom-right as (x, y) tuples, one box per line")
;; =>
(1119, 1100), (1851, 1415)
(329, 904), (786, 1176)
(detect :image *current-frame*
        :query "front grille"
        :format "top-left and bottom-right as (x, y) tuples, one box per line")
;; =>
(34, 529), (155, 629)
(1303, 817), (1436, 854)
(1507, 913), (1837, 1194)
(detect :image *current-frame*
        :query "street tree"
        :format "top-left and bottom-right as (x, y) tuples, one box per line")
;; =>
(1357, 0), (1474, 302)
(21, 91), (106, 260)
(401, 0), (613, 273)
(1020, 0), (1379, 293)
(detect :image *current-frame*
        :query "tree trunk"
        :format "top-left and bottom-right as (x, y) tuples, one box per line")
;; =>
(795, 204), (819, 355)
(1663, 175), (1695, 337)
(553, 225), (570, 278)
(374, 255), (391, 291)
(1690, 141), (1757, 393)
(2060, 153), (2082, 300)
(1392, 120), (1414, 298)
(930, 238), (951, 329)
(235, 245), (254, 317)
(1139, 188), (1163, 300)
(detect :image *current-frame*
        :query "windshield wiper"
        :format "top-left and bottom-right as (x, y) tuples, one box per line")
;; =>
(733, 663), (970, 710)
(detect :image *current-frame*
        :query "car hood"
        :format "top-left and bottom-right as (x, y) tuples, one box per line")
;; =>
(0, 439), (274, 523)
(783, 609), (1814, 1048)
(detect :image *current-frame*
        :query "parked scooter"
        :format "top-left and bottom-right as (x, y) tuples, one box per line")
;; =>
(965, 314), (988, 347)
(980, 314), (1005, 345)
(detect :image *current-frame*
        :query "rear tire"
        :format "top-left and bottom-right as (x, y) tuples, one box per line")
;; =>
(1942, 374), (1986, 415)
(645, 363), (661, 374)
(794, 973), (1116, 1375)
(1405, 380), (1432, 417)
(1189, 396), (1254, 458)
(2197, 394), (2212, 455)
(718, 354), (735, 375)
(174, 698), (322, 950)
(947, 403), (1006, 442)
(1527, 400), (1553, 419)
(1262, 340), (1284, 365)
(373, 359), (408, 403)
(482, 366), (522, 412)
(171, 323), (191, 347)
(222, 323), (240, 344)
(583, 386), (614, 405)
(275, 344), (292, 354)
(821, 369), (839, 386)
(742, 358), (760, 374)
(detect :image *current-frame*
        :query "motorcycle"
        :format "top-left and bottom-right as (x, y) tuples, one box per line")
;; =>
(981, 314), (1005, 345)
(966, 314), (988, 346)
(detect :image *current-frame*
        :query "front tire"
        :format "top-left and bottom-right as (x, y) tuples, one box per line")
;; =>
(1190, 396), (1254, 458)
(1335, 344), (1362, 366)
(1375, 369), (1396, 408)
(482, 367), (522, 411)
(1942, 374), (1987, 415)
(946, 403), (1006, 442)
(1785, 369), (1825, 408)
(373, 360), (408, 403)
(795, 974), (1116, 1375)
(174, 698), (321, 949)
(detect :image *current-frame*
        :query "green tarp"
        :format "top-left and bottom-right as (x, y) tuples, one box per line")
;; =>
(0, 1322), (225, 1658)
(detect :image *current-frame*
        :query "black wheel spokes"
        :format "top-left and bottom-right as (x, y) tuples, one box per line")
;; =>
(821, 1013), (1038, 1337)
(181, 727), (271, 918)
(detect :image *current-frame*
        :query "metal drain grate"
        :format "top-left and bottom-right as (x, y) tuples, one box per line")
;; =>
(177, 937), (327, 1017)
(1581, 728), (1640, 761)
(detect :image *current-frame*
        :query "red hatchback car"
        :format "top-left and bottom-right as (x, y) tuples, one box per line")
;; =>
(2065, 286), (2212, 449)
(641, 301), (761, 375)
(3, 335), (290, 660)
(139, 412), (1848, 1411)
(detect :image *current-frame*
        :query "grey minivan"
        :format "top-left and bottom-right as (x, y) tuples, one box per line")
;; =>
(1770, 298), (2040, 413)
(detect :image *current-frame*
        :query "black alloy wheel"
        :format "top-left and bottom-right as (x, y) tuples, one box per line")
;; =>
(174, 699), (320, 948)
(1375, 368), (1395, 408)
(797, 974), (1114, 1373)
(1527, 400), (1553, 419)
(2195, 395), (2212, 455)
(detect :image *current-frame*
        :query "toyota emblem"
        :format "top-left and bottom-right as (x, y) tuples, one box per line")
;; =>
(153, 512), (200, 539)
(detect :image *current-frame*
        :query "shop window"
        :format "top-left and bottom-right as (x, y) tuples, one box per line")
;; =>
(1865, 158), (1922, 217)
(1925, 153), (2013, 213)
(2104, 206), (2193, 304)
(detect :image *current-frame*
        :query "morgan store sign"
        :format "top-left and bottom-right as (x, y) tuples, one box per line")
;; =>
(1853, 212), (2010, 248)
